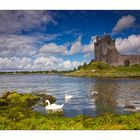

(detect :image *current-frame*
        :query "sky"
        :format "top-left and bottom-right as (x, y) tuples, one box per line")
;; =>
(0, 10), (140, 71)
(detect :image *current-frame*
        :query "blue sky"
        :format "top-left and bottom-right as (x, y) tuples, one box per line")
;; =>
(0, 10), (140, 71)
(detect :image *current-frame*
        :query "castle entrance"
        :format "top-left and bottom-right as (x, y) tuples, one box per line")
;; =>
(124, 60), (130, 66)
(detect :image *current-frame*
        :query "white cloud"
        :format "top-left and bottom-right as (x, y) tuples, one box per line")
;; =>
(0, 56), (82, 71)
(0, 33), (59, 58)
(39, 43), (68, 55)
(116, 34), (140, 54)
(0, 57), (32, 70)
(0, 33), (83, 71)
(0, 11), (55, 34)
(69, 35), (95, 58)
(34, 56), (62, 66)
(113, 15), (136, 33)
(82, 36), (96, 53)
(69, 36), (82, 54)
(0, 11), (90, 71)
(0, 34), (36, 57)
(60, 60), (82, 70)
(34, 56), (82, 70)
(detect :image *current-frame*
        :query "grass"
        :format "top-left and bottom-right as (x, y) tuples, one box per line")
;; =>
(0, 110), (140, 130)
(66, 61), (140, 78)
(0, 91), (140, 130)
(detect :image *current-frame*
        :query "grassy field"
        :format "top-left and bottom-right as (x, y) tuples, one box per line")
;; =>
(66, 61), (140, 78)
(0, 91), (140, 130)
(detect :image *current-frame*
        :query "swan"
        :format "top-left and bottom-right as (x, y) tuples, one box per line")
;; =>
(91, 91), (98, 95)
(65, 95), (73, 100)
(45, 100), (64, 110)
(65, 95), (73, 102)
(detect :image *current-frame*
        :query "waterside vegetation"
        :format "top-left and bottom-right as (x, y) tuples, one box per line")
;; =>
(0, 91), (140, 130)
(0, 70), (73, 75)
(66, 61), (140, 78)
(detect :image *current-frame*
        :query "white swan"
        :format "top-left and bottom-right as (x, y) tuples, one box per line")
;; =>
(65, 95), (73, 102)
(65, 95), (73, 100)
(91, 91), (98, 95)
(45, 100), (64, 110)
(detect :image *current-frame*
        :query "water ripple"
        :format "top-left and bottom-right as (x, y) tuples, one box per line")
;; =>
(0, 74), (140, 117)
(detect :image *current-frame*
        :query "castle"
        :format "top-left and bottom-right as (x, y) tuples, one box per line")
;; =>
(94, 34), (140, 66)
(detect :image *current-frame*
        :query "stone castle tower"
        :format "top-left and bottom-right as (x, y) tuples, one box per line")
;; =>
(94, 34), (140, 66)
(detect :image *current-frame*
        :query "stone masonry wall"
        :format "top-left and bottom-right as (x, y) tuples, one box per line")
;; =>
(94, 35), (140, 66)
(118, 55), (140, 66)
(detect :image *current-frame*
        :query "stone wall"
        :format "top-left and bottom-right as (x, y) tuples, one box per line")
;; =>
(118, 55), (140, 66)
(106, 46), (119, 66)
(94, 34), (140, 66)
(94, 35), (116, 63)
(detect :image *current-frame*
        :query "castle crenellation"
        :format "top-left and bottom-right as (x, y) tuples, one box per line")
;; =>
(94, 34), (140, 66)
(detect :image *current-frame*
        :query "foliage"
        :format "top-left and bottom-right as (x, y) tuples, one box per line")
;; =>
(0, 70), (73, 75)
(0, 91), (140, 130)
(1, 91), (40, 108)
(77, 65), (83, 70)
(66, 61), (140, 78)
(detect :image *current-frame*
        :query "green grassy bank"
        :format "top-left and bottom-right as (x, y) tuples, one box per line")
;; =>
(66, 61), (140, 78)
(0, 91), (140, 130)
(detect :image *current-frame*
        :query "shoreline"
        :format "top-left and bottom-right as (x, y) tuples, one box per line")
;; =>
(1, 61), (140, 78)
(0, 91), (140, 130)
(65, 71), (140, 78)
(65, 62), (140, 78)
(1, 71), (140, 79)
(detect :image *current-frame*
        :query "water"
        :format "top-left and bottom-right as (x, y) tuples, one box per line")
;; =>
(0, 74), (140, 117)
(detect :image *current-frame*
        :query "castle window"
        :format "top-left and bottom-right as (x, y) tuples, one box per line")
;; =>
(96, 43), (98, 46)
(108, 41), (110, 45)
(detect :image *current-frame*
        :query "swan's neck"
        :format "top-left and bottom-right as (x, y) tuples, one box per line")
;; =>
(46, 100), (50, 105)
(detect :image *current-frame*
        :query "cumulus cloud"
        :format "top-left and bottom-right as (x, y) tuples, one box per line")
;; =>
(113, 15), (136, 33)
(82, 36), (96, 53)
(69, 35), (95, 57)
(34, 56), (82, 70)
(116, 34), (140, 54)
(0, 33), (59, 58)
(39, 43), (68, 55)
(60, 60), (82, 70)
(0, 56), (82, 71)
(0, 34), (36, 57)
(0, 11), (84, 71)
(0, 34), (83, 71)
(69, 35), (95, 58)
(0, 11), (55, 34)
(69, 36), (82, 54)
(0, 57), (32, 70)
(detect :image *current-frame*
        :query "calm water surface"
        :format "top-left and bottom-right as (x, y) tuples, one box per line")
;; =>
(0, 74), (140, 117)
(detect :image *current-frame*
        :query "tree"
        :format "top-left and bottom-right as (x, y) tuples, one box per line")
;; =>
(82, 62), (87, 70)
(77, 65), (82, 70)
(83, 62), (87, 67)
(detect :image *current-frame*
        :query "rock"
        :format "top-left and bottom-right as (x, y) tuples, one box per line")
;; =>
(1, 91), (16, 99)
(37, 93), (56, 104)
(0, 99), (8, 106)
(25, 96), (40, 107)
(92, 69), (96, 72)
(124, 105), (136, 109)
(1, 91), (40, 108)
